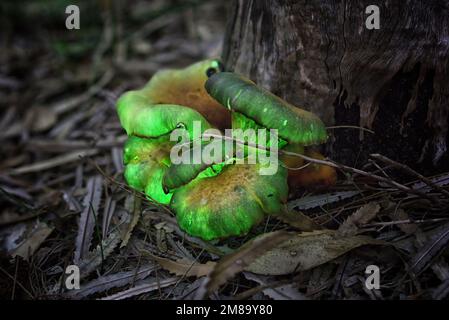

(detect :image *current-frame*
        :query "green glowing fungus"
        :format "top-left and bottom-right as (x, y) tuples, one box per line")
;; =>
(117, 60), (332, 240)
(119, 59), (230, 131)
(117, 92), (212, 140)
(170, 162), (288, 240)
(116, 60), (222, 204)
(205, 72), (328, 146)
(204, 72), (333, 189)
(123, 135), (174, 204)
(162, 139), (234, 192)
(117, 98), (213, 204)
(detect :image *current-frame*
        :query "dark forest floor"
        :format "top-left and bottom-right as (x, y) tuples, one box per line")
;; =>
(1, 0), (449, 300)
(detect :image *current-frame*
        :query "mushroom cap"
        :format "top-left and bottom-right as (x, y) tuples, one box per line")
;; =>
(136, 59), (231, 131)
(205, 72), (328, 146)
(123, 135), (174, 204)
(162, 138), (234, 192)
(170, 162), (288, 240)
(117, 91), (212, 139)
(162, 137), (272, 192)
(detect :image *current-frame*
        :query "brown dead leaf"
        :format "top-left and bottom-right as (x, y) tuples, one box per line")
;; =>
(25, 106), (57, 132)
(276, 209), (323, 231)
(66, 264), (157, 298)
(243, 272), (307, 300)
(338, 202), (381, 236)
(410, 223), (449, 275)
(120, 194), (141, 248)
(99, 277), (178, 300)
(150, 254), (216, 278)
(204, 231), (294, 295)
(288, 191), (361, 211)
(74, 175), (103, 264)
(246, 229), (384, 275)
(390, 208), (417, 234)
(11, 221), (54, 260)
(79, 230), (121, 278)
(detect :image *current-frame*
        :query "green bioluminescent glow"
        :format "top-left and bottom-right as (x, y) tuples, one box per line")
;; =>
(205, 72), (328, 146)
(117, 60), (330, 241)
(162, 139), (233, 192)
(121, 59), (230, 131)
(117, 60), (221, 205)
(117, 93), (212, 139)
(170, 162), (288, 240)
(123, 135), (174, 204)
(231, 112), (288, 149)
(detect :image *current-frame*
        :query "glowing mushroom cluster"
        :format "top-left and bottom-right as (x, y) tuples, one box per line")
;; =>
(116, 59), (336, 240)
(204, 72), (337, 190)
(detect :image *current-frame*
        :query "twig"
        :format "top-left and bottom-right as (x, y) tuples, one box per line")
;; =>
(370, 153), (449, 198)
(25, 135), (127, 152)
(50, 70), (114, 115)
(88, 158), (169, 212)
(0, 265), (34, 299)
(281, 162), (311, 171)
(362, 218), (449, 228)
(7, 149), (98, 175)
(281, 151), (432, 201)
(199, 133), (435, 201)
(326, 125), (375, 134)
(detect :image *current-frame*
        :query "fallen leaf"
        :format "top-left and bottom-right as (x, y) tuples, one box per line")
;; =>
(276, 208), (322, 231)
(389, 208), (417, 234)
(11, 221), (54, 260)
(246, 229), (384, 275)
(101, 197), (117, 238)
(338, 202), (380, 236)
(203, 231), (294, 296)
(99, 277), (178, 300)
(66, 264), (157, 298)
(78, 230), (121, 278)
(306, 264), (334, 298)
(150, 254), (216, 278)
(25, 106), (57, 132)
(120, 194), (141, 248)
(74, 175), (103, 264)
(288, 191), (360, 210)
(243, 272), (307, 300)
(410, 222), (449, 275)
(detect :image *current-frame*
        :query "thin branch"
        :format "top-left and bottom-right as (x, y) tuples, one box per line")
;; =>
(362, 218), (449, 228)
(326, 125), (375, 134)
(199, 133), (436, 201)
(370, 153), (449, 198)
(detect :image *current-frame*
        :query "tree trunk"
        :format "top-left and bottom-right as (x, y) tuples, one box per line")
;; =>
(222, 0), (449, 174)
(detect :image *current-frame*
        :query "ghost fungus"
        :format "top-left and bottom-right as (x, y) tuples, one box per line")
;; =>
(205, 72), (328, 146)
(117, 92), (212, 140)
(169, 162), (288, 240)
(205, 72), (335, 189)
(123, 135), (174, 204)
(162, 138), (234, 193)
(121, 59), (231, 131)
(117, 100), (213, 204)
(116, 60), (231, 139)
(117, 69), (216, 204)
(164, 139), (287, 240)
(117, 62), (333, 240)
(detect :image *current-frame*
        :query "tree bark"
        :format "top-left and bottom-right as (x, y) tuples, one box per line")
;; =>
(222, 0), (449, 174)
